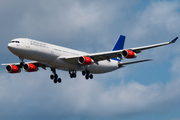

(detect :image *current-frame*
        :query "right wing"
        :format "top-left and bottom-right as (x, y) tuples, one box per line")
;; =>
(89, 37), (178, 61)
(60, 37), (178, 64)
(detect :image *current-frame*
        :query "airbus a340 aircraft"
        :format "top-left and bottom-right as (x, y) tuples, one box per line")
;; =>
(1, 35), (178, 83)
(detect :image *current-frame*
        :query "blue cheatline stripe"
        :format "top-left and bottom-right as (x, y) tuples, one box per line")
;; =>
(111, 57), (121, 61)
(111, 35), (126, 62)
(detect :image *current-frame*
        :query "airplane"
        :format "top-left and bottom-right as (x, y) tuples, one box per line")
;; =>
(1, 35), (178, 83)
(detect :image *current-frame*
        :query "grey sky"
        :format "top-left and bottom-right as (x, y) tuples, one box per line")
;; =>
(0, 0), (180, 120)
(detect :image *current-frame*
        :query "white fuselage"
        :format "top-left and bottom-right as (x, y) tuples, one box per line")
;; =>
(8, 38), (120, 74)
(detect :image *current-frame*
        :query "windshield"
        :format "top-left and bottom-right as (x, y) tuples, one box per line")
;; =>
(11, 41), (20, 43)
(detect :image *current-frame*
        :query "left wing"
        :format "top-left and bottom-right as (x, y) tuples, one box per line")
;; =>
(61, 37), (178, 63)
(1, 61), (49, 70)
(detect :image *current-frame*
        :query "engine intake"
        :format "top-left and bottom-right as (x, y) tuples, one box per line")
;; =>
(122, 50), (137, 58)
(6, 65), (21, 73)
(23, 63), (38, 72)
(78, 56), (94, 65)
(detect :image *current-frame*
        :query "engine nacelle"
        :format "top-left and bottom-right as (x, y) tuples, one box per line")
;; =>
(23, 63), (38, 72)
(78, 56), (94, 65)
(6, 65), (21, 73)
(122, 50), (137, 58)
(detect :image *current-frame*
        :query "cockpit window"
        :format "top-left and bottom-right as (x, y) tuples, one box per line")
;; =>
(11, 41), (20, 43)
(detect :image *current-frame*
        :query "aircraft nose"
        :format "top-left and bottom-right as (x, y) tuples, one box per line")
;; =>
(7, 43), (17, 51)
(8, 43), (13, 50)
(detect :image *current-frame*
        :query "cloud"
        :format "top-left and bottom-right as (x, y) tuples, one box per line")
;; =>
(116, 1), (180, 62)
(129, 1), (180, 40)
(20, 1), (120, 39)
(1, 0), (180, 120)
(171, 57), (180, 74)
(1, 69), (180, 120)
(171, 118), (180, 120)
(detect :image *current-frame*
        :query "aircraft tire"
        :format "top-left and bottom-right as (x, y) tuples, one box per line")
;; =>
(58, 78), (62, 83)
(50, 75), (54, 80)
(70, 74), (73, 78)
(54, 79), (57, 83)
(89, 74), (93, 79)
(55, 74), (58, 79)
(73, 73), (76, 78)
(82, 71), (86, 76)
(85, 75), (89, 80)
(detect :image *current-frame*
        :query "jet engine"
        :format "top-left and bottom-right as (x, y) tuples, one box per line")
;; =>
(23, 63), (38, 72)
(122, 50), (137, 58)
(78, 56), (94, 65)
(6, 65), (21, 73)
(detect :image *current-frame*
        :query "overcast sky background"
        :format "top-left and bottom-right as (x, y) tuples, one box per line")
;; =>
(0, 0), (180, 120)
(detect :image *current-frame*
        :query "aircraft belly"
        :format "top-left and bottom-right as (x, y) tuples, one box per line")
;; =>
(89, 60), (119, 74)
(49, 58), (84, 71)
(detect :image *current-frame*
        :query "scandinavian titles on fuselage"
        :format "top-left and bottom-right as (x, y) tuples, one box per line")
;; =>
(30, 40), (48, 48)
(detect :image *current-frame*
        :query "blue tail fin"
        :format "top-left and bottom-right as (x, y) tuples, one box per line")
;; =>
(111, 35), (126, 61)
(112, 35), (126, 51)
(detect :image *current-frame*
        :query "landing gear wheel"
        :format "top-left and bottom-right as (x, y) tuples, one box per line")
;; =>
(73, 73), (76, 78)
(70, 73), (76, 78)
(50, 75), (54, 80)
(58, 78), (62, 83)
(20, 62), (24, 67)
(69, 70), (77, 78)
(54, 79), (58, 83)
(85, 75), (89, 80)
(70, 74), (74, 78)
(82, 71), (86, 76)
(55, 74), (58, 79)
(89, 74), (93, 79)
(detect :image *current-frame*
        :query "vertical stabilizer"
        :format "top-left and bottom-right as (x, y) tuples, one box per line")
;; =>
(111, 35), (126, 61)
(112, 35), (126, 51)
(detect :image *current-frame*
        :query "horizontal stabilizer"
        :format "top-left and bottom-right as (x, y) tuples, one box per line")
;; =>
(118, 59), (152, 67)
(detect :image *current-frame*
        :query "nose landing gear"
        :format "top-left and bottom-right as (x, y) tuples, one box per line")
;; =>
(19, 56), (25, 67)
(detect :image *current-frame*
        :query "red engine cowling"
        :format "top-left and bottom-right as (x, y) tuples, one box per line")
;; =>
(23, 63), (38, 72)
(6, 65), (21, 73)
(78, 56), (94, 65)
(122, 50), (137, 58)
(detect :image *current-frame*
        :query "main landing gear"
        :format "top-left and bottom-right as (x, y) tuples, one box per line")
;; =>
(82, 70), (93, 80)
(49, 68), (94, 83)
(69, 69), (93, 80)
(69, 70), (77, 78)
(50, 68), (61, 83)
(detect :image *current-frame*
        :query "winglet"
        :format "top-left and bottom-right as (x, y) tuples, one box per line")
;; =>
(170, 37), (178, 43)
